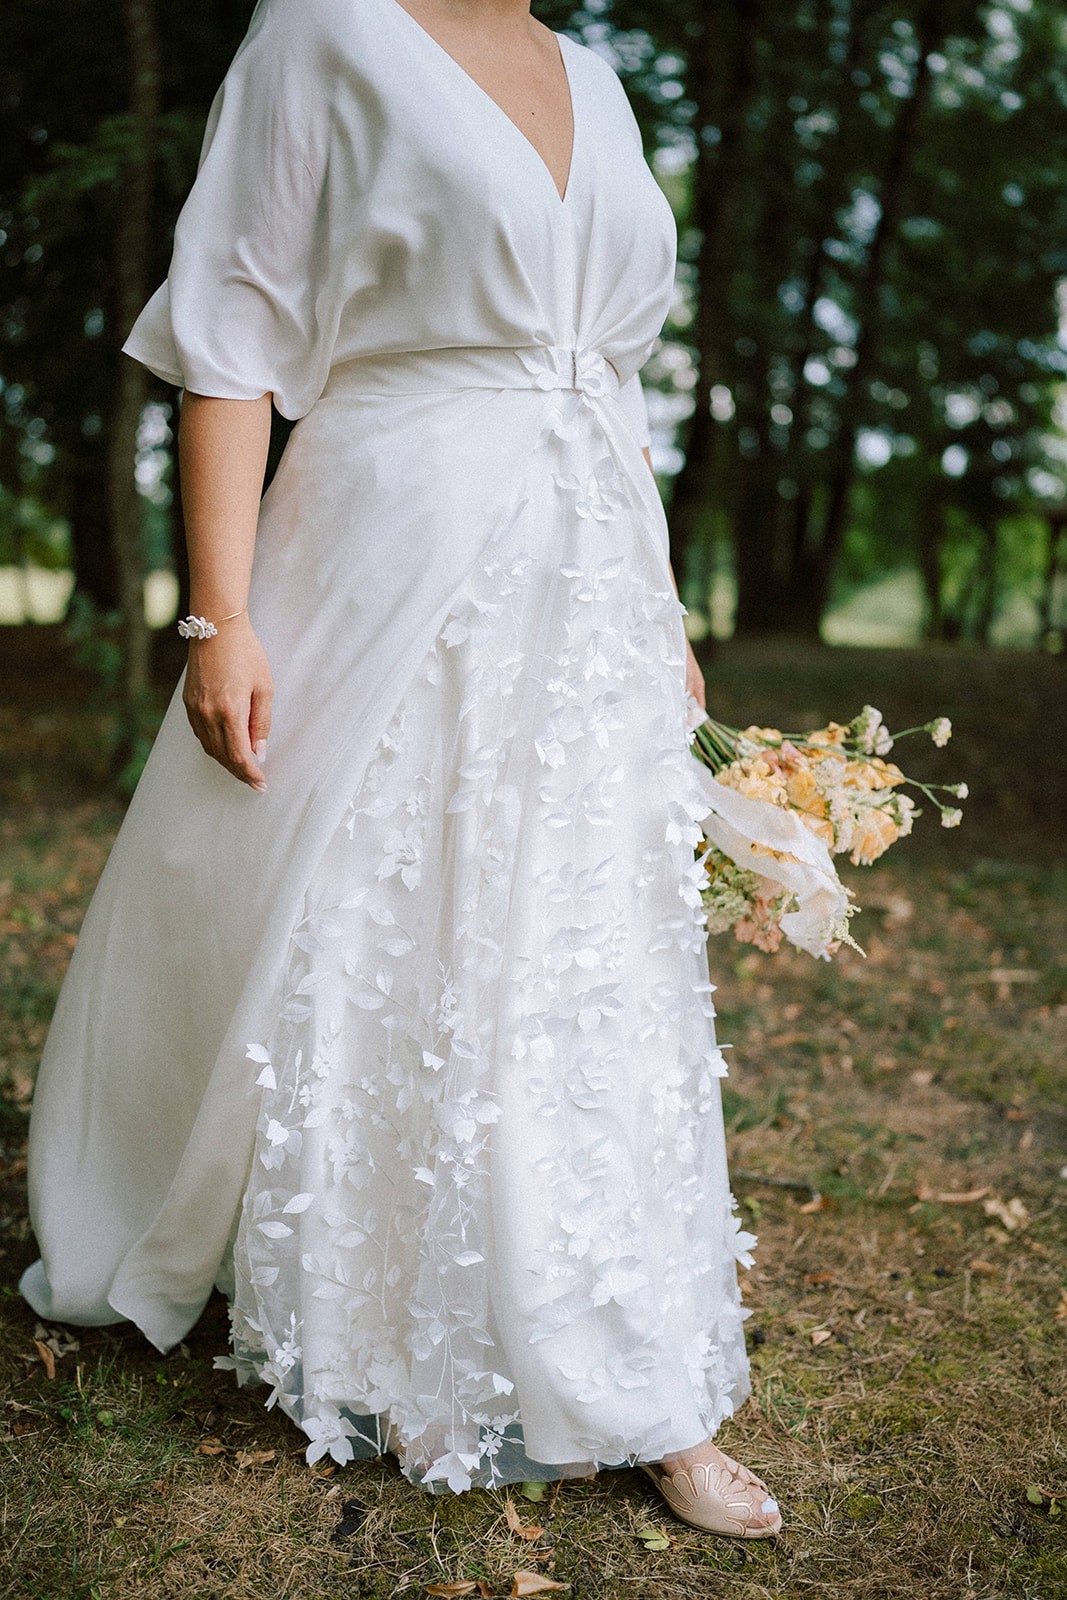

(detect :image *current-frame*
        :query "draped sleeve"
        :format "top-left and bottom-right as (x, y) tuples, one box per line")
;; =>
(122, 0), (340, 422)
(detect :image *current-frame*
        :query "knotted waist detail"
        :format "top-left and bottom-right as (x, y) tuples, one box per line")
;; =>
(320, 344), (623, 401)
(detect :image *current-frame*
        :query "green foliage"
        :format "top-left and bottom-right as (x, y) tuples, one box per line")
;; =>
(2, 1), (1066, 647)
(544, 1), (1067, 641)
(63, 592), (161, 793)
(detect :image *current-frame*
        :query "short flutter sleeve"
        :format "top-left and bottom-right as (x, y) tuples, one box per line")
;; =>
(122, 0), (336, 421)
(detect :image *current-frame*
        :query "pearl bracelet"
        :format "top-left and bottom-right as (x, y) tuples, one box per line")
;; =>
(177, 607), (247, 640)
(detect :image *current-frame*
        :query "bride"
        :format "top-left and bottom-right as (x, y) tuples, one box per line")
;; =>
(20, 0), (781, 1539)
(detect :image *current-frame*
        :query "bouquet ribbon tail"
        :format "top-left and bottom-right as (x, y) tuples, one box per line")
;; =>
(688, 759), (855, 960)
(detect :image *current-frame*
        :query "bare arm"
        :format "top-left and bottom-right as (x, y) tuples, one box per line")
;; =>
(642, 443), (706, 712)
(177, 391), (275, 791)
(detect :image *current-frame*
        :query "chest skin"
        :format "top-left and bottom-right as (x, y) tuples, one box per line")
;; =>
(386, 0), (576, 202)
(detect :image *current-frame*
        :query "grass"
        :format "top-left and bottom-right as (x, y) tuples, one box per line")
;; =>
(1, 627), (1065, 1599)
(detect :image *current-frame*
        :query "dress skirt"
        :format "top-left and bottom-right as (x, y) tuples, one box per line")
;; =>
(21, 348), (753, 1491)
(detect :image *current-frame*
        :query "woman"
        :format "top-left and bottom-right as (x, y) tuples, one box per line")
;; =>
(20, 0), (781, 1539)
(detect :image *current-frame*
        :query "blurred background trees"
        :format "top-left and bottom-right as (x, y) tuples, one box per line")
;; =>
(2, 0), (1066, 721)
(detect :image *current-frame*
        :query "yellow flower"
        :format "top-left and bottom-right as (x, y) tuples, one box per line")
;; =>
(848, 808), (900, 865)
(866, 756), (906, 788)
(796, 812), (836, 848)
(807, 722), (850, 749)
(717, 758), (789, 807)
(747, 840), (802, 865)
(785, 767), (829, 817)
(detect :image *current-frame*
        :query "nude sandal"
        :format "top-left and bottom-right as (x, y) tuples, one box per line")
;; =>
(639, 1449), (783, 1538)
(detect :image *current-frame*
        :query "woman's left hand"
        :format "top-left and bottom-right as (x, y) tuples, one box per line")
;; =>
(685, 636), (706, 711)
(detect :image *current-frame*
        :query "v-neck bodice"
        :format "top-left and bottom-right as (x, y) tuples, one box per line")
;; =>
(123, 0), (676, 423)
(380, 0), (577, 205)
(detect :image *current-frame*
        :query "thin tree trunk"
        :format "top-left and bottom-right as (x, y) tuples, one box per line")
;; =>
(106, 0), (161, 707)
(1037, 513), (1067, 645)
(69, 444), (120, 612)
(667, 0), (759, 591)
(793, 0), (940, 634)
(731, 354), (781, 634)
(918, 495), (946, 640)
(975, 519), (999, 644)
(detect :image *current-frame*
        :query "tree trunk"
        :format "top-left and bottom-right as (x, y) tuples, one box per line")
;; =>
(667, 0), (759, 592)
(732, 357), (782, 635)
(106, 0), (161, 707)
(790, 0), (941, 635)
(69, 444), (120, 611)
(1037, 513), (1067, 646)
(975, 519), (999, 645)
(917, 496), (946, 640)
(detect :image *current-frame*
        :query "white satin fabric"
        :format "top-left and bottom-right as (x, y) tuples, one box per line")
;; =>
(21, 0), (754, 1489)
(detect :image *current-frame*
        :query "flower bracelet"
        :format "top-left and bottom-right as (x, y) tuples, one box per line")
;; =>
(176, 607), (247, 640)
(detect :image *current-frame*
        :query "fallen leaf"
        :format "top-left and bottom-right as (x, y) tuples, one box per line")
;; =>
(1025, 1484), (1067, 1517)
(636, 1526), (671, 1551)
(505, 1498), (543, 1541)
(766, 1030), (811, 1047)
(234, 1448), (276, 1468)
(196, 1438), (227, 1456)
(1054, 1290), (1067, 1324)
(915, 1184), (990, 1205)
(805, 1271), (835, 1286)
(909, 1069), (934, 1087)
(1005, 1107), (1031, 1122)
(810, 1328), (833, 1346)
(425, 1585), (477, 1597)
(983, 1196), (1029, 1231)
(510, 1574), (570, 1596)
(798, 1193), (829, 1213)
(32, 1340), (56, 1380)
(519, 1481), (548, 1502)
(968, 1259), (997, 1276)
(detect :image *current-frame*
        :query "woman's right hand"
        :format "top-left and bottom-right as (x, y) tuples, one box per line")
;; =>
(182, 613), (273, 791)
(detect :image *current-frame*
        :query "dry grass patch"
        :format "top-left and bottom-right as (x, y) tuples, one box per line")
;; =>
(1, 636), (1065, 1598)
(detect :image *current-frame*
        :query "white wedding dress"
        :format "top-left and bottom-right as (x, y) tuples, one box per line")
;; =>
(20, 0), (754, 1490)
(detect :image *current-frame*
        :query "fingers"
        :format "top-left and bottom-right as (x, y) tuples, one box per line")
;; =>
(182, 626), (273, 791)
(249, 680), (274, 768)
(185, 693), (267, 791)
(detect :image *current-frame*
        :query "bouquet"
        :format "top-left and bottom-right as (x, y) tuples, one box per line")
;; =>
(686, 702), (966, 961)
